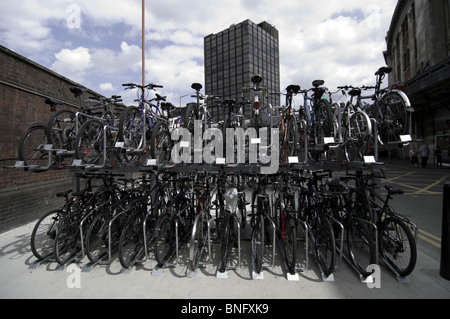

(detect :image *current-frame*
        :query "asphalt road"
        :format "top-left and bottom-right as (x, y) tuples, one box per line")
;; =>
(0, 158), (449, 300)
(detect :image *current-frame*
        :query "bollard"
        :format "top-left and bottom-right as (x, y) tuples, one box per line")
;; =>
(440, 183), (450, 280)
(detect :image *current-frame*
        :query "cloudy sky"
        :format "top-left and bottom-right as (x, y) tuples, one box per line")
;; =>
(0, 0), (398, 106)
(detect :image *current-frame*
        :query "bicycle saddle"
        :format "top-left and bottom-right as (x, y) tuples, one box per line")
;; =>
(251, 74), (263, 85)
(45, 98), (64, 106)
(375, 66), (393, 76)
(312, 80), (325, 88)
(155, 93), (167, 102)
(191, 83), (203, 91)
(286, 85), (301, 94)
(385, 185), (404, 195)
(70, 86), (86, 97)
(348, 88), (361, 96)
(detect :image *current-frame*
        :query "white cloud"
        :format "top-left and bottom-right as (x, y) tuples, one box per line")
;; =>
(1, 0), (399, 104)
(99, 83), (114, 91)
(51, 47), (92, 83)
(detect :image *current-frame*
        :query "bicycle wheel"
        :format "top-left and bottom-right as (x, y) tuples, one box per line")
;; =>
(251, 213), (264, 274)
(150, 121), (171, 164)
(153, 214), (176, 266)
(189, 212), (208, 273)
(378, 92), (408, 145)
(53, 218), (80, 265)
(219, 213), (236, 273)
(47, 110), (77, 151)
(118, 106), (145, 151)
(282, 212), (297, 275)
(118, 207), (147, 269)
(347, 217), (377, 277)
(313, 99), (333, 145)
(30, 210), (60, 261)
(85, 213), (111, 264)
(18, 125), (49, 167)
(74, 119), (106, 165)
(344, 111), (372, 161)
(280, 115), (297, 163)
(380, 217), (417, 277)
(314, 214), (335, 277)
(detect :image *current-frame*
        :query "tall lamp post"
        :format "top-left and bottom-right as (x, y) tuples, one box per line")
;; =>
(142, 0), (145, 87)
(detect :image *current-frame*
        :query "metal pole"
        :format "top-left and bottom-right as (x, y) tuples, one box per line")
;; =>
(440, 183), (450, 280)
(142, 0), (145, 87)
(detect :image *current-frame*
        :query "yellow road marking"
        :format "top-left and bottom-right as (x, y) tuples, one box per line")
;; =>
(414, 175), (450, 195)
(418, 229), (441, 248)
(419, 229), (441, 242)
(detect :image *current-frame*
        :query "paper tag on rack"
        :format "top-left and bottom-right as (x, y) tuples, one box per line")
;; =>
(146, 159), (157, 166)
(364, 156), (376, 163)
(180, 141), (190, 148)
(288, 156), (299, 163)
(72, 159), (82, 166)
(44, 144), (53, 151)
(115, 141), (124, 148)
(251, 138), (261, 144)
(400, 135), (412, 142)
(324, 137), (335, 144)
(216, 158), (226, 165)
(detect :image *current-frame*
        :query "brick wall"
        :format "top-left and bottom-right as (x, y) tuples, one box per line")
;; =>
(0, 45), (114, 233)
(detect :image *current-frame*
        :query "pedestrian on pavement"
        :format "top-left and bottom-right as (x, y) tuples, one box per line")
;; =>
(409, 146), (418, 167)
(421, 145), (430, 168)
(435, 146), (442, 167)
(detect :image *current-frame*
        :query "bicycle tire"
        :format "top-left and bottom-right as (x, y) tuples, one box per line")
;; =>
(280, 115), (297, 163)
(252, 213), (264, 274)
(18, 125), (49, 167)
(153, 214), (176, 266)
(380, 217), (417, 277)
(47, 110), (77, 151)
(118, 106), (145, 151)
(313, 99), (333, 144)
(344, 111), (372, 161)
(314, 214), (335, 277)
(378, 92), (408, 145)
(189, 211), (208, 273)
(74, 119), (105, 165)
(118, 207), (146, 269)
(282, 213), (297, 275)
(347, 217), (377, 277)
(219, 214), (232, 273)
(150, 121), (171, 164)
(53, 218), (80, 266)
(30, 210), (60, 261)
(85, 213), (111, 264)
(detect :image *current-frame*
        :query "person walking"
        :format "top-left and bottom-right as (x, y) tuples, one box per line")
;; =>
(421, 145), (430, 168)
(435, 146), (443, 168)
(409, 146), (418, 167)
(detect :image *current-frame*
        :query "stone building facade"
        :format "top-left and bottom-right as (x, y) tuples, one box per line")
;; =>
(383, 0), (450, 161)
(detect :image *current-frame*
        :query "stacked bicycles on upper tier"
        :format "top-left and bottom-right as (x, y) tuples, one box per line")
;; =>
(18, 83), (185, 171)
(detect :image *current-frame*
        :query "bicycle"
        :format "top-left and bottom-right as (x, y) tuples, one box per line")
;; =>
(153, 173), (195, 268)
(297, 80), (334, 161)
(357, 67), (413, 146)
(73, 95), (126, 166)
(354, 169), (417, 277)
(248, 174), (276, 276)
(188, 173), (215, 275)
(297, 170), (336, 277)
(279, 85), (300, 163)
(337, 85), (373, 162)
(18, 97), (67, 168)
(119, 83), (172, 164)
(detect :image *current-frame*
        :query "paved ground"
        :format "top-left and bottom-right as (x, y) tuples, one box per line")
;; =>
(1, 158), (450, 300)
